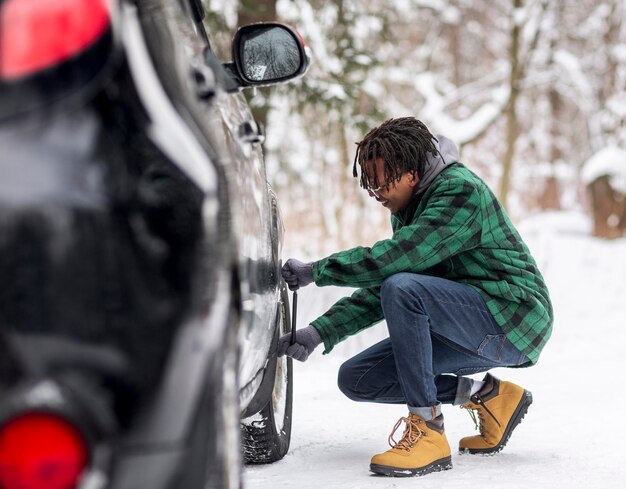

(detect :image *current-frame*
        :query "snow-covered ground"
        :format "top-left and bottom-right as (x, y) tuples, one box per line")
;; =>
(244, 211), (626, 488)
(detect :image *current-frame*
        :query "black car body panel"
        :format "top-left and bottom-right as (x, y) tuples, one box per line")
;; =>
(0, 0), (308, 487)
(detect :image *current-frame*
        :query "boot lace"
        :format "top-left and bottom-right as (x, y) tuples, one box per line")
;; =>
(387, 415), (424, 450)
(461, 395), (501, 434)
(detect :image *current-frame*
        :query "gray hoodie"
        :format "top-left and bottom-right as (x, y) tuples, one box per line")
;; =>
(415, 134), (460, 194)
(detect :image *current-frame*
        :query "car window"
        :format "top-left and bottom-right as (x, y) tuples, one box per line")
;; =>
(200, 11), (232, 62)
(179, 0), (211, 48)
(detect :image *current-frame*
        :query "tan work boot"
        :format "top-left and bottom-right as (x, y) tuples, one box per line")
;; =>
(370, 413), (452, 477)
(459, 373), (533, 455)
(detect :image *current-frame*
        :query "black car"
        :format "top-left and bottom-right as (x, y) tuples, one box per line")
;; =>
(0, 0), (309, 488)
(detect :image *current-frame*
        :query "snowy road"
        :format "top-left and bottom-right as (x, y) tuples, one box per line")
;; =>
(245, 213), (626, 489)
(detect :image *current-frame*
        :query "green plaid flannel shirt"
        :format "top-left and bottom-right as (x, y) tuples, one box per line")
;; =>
(310, 163), (553, 365)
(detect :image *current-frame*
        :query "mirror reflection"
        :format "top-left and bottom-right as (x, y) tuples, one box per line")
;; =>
(241, 27), (301, 82)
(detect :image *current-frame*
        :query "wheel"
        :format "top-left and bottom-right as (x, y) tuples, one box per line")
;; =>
(241, 284), (293, 464)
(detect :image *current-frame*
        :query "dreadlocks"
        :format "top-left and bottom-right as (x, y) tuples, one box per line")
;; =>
(353, 117), (441, 190)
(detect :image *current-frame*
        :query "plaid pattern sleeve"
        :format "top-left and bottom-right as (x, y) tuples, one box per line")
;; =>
(312, 176), (484, 288)
(311, 287), (383, 354)
(310, 164), (553, 364)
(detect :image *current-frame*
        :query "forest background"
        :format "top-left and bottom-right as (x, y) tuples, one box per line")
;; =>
(205, 0), (626, 255)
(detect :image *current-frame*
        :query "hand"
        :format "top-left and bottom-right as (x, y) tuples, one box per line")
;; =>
(277, 325), (322, 362)
(281, 258), (314, 290)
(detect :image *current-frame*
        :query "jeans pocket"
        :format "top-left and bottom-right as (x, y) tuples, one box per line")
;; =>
(477, 334), (506, 362)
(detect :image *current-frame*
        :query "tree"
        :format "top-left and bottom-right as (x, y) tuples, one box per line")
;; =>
(204, 0), (626, 251)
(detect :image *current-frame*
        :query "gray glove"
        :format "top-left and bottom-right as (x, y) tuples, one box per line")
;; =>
(277, 325), (322, 362)
(281, 258), (314, 291)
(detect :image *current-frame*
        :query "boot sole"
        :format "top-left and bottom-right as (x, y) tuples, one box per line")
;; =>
(459, 389), (533, 455)
(370, 456), (453, 477)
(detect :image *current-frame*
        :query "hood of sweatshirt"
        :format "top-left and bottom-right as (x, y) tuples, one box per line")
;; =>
(415, 134), (459, 194)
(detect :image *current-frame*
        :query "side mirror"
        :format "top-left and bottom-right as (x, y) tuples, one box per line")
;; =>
(229, 23), (310, 87)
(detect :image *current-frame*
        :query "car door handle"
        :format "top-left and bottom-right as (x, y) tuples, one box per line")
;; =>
(238, 121), (265, 145)
(192, 66), (216, 100)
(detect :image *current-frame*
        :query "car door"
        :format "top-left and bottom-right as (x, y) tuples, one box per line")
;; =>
(211, 88), (278, 392)
(171, 2), (280, 397)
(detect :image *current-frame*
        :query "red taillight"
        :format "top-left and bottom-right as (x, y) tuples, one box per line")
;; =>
(0, 413), (88, 489)
(0, 0), (111, 80)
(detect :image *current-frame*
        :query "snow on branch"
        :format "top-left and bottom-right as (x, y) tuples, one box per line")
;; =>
(414, 73), (509, 144)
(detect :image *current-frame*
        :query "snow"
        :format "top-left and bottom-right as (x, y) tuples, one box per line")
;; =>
(415, 72), (509, 145)
(244, 211), (626, 488)
(241, 412), (266, 428)
(581, 145), (626, 193)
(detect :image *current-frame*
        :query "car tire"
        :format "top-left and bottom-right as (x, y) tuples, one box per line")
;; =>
(241, 284), (293, 464)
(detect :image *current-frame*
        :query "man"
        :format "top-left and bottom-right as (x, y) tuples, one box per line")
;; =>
(279, 117), (553, 478)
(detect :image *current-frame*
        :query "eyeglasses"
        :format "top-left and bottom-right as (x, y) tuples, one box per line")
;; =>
(362, 182), (387, 196)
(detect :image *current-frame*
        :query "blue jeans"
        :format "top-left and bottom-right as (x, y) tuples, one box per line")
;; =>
(337, 273), (528, 420)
